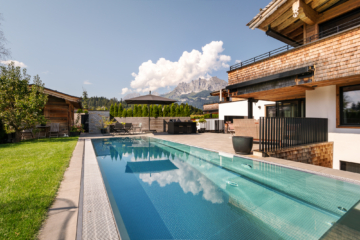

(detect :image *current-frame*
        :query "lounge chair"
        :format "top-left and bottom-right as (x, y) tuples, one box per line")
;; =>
(49, 123), (60, 138)
(133, 123), (142, 133)
(124, 123), (134, 134)
(113, 122), (126, 135)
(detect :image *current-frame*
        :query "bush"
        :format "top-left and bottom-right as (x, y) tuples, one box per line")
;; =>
(76, 109), (83, 113)
(212, 114), (219, 118)
(83, 110), (88, 114)
(204, 114), (211, 118)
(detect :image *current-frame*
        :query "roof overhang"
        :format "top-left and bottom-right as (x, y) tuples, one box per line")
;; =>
(266, 26), (302, 47)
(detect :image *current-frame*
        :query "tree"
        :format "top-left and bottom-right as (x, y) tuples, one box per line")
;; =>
(133, 105), (138, 117)
(110, 104), (114, 118)
(163, 105), (170, 117)
(137, 104), (143, 117)
(127, 109), (133, 117)
(175, 105), (180, 117)
(149, 105), (153, 117)
(142, 105), (149, 117)
(114, 103), (118, 117)
(0, 118), (6, 142)
(118, 103), (123, 116)
(0, 63), (47, 142)
(82, 90), (89, 109)
(158, 105), (163, 117)
(184, 103), (190, 116)
(122, 109), (127, 117)
(170, 103), (176, 117)
(0, 14), (11, 59)
(180, 105), (184, 117)
(153, 105), (158, 118)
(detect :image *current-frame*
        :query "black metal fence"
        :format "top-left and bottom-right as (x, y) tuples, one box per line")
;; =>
(230, 16), (360, 71)
(259, 117), (328, 152)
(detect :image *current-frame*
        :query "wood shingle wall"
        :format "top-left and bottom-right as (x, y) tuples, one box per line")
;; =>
(228, 26), (360, 86)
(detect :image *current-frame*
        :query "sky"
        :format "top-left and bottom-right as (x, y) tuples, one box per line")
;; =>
(1, 0), (284, 99)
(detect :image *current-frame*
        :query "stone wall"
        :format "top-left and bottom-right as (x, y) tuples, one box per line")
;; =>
(228, 26), (360, 85)
(266, 142), (334, 168)
(114, 117), (191, 133)
(89, 111), (110, 133)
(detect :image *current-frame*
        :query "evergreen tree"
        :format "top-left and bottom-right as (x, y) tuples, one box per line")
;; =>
(164, 105), (170, 117)
(184, 103), (190, 116)
(137, 104), (143, 117)
(133, 105), (138, 117)
(180, 105), (184, 117)
(175, 105), (180, 117)
(149, 105), (153, 117)
(114, 103), (118, 117)
(127, 109), (133, 117)
(158, 105), (163, 117)
(118, 103), (123, 116)
(170, 103), (176, 117)
(142, 105), (149, 117)
(110, 104), (114, 118)
(153, 105), (159, 118)
(122, 109), (127, 117)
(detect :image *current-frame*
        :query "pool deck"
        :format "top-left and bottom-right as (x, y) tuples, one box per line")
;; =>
(39, 132), (360, 240)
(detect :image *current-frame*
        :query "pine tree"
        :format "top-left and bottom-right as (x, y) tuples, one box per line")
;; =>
(118, 103), (123, 116)
(110, 104), (114, 118)
(184, 103), (190, 116)
(142, 105), (149, 117)
(127, 109), (133, 117)
(164, 105), (170, 117)
(153, 105), (158, 118)
(175, 105), (180, 117)
(149, 105), (153, 117)
(114, 103), (118, 117)
(158, 105), (163, 117)
(138, 104), (143, 117)
(170, 103), (176, 117)
(122, 109), (127, 117)
(133, 105), (138, 117)
(180, 105), (184, 117)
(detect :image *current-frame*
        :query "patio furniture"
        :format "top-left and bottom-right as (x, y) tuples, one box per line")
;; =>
(21, 128), (34, 140)
(49, 123), (60, 138)
(232, 136), (253, 154)
(36, 125), (50, 139)
(228, 123), (235, 135)
(133, 123), (142, 133)
(113, 122), (126, 134)
(168, 122), (196, 134)
(124, 123), (134, 134)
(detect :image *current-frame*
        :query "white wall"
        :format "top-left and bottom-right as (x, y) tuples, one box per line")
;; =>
(306, 85), (360, 169)
(218, 100), (275, 120)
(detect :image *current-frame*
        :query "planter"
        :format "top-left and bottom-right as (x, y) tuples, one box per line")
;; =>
(69, 132), (81, 137)
(100, 128), (107, 134)
(198, 128), (206, 133)
(232, 136), (253, 154)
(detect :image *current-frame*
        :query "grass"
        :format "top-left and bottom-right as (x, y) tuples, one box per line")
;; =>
(0, 137), (79, 240)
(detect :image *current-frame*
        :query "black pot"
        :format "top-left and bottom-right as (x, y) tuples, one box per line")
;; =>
(198, 128), (205, 133)
(100, 128), (107, 134)
(69, 132), (80, 137)
(232, 136), (253, 154)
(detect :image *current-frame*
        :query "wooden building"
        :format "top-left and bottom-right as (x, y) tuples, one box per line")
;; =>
(29, 85), (82, 135)
(225, 0), (360, 173)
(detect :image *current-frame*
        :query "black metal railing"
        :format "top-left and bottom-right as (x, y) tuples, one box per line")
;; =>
(230, 16), (360, 71)
(259, 117), (328, 152)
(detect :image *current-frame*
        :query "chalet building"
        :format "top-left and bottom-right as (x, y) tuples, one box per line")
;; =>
(29, 85), (82, 135)
(226, 0), (360, 173)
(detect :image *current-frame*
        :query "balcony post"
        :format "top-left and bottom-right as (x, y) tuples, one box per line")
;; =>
(248, 98), (254, 119)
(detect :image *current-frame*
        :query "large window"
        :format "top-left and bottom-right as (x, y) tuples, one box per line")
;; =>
(340, 84), (360, 125)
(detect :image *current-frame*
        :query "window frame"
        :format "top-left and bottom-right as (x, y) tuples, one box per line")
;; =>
(339, 84), (360, 126)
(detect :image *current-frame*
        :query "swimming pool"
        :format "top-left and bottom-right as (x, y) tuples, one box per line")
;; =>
(91, 137), (360, 240)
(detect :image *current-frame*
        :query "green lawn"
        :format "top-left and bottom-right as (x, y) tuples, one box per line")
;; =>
(0, 137), (79, 240)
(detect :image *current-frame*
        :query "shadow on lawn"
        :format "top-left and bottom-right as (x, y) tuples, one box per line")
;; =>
(0, 137), (79, 149)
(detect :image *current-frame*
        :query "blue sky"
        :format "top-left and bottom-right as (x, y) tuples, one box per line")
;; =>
(1, 0), (283, 99)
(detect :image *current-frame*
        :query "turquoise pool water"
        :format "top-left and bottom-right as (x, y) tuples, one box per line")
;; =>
(92, 137), (360, 240)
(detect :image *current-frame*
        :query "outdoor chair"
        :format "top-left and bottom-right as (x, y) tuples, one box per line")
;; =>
(133, 123), (142, 134)
(21, 128), (34, 140)
(49, 123), (60, 138)
(228, 123), (235, 136)
(113, 122), (126, 135)
(124, 123), (134, 134)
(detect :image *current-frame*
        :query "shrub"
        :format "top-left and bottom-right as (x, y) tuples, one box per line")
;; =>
(83, 110), (88, 114)
(122, 109), (127, 117)
(127, 109), (133, 117)
(142, 105), (148, 117)
(212, 114), (219, 118)
(76, 109), (83, 113)
(204, 114), (211, 118)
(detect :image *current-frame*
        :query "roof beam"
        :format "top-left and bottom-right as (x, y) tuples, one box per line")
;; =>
(293, 0), (319, 25)
(316, 0), (341, 12)
(317, 0), (360, 24)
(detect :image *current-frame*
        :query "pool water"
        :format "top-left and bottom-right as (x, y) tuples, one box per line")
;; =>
(92, 137), (360, 240)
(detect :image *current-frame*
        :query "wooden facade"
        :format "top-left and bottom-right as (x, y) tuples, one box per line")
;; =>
(42, 87), (82, 135)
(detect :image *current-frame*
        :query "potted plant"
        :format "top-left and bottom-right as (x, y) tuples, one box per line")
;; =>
(70, 113), (84, 136)
(98, 115), (114, 134)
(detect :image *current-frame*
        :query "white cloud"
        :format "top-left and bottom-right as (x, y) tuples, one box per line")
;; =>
(235, 60), (241, 63)
(0, 60), (27, 68)
(121, 87), (131, 95)
(130, 41), (231, 92)
(83, 80), (92, 85)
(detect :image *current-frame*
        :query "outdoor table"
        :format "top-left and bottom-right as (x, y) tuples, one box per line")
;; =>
(36, 126), (50, 138)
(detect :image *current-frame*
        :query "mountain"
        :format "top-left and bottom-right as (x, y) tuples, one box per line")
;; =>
(123, 92), (140, 100)
(161, 77), (227, 109)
